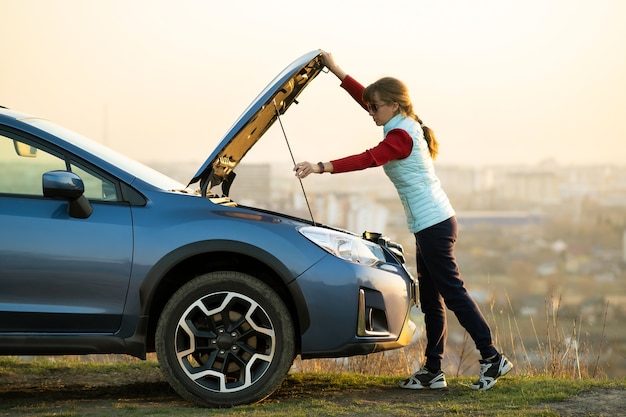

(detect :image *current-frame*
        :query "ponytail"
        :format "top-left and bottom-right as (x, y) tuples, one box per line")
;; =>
(414, 115), (438, 160)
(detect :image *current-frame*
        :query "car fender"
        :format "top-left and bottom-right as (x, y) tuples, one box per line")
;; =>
(132, 239), (317, 345)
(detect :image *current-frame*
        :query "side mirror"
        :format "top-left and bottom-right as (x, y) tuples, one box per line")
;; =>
(43, 170), (94, 219)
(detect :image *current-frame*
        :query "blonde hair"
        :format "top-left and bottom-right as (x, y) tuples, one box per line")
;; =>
(363, 77), (438, 159)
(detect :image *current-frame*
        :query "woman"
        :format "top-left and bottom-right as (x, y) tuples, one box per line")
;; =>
(294, 51), (512, 391)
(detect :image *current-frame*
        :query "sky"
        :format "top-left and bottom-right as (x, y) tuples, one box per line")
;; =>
(2, 0), (625, 178)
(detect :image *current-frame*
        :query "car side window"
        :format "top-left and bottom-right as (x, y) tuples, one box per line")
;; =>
(70, 162), (119, 201)
(0, 134), (119, 201)
(0, 134), (66, 196)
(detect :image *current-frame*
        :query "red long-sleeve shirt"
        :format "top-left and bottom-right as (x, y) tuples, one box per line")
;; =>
(330, 75), (414, 173)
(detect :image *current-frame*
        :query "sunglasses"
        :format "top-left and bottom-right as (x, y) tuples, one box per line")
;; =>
(367, 102), (388, 113)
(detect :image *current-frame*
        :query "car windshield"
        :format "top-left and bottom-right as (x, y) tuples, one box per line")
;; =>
(21, 118), (187, 191)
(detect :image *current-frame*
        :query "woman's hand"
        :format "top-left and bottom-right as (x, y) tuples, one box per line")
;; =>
(294, 161), (321, 178)
(321, 51), (347, 81)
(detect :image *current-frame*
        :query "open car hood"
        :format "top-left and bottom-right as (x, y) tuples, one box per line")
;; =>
(189, 50), (324, 195)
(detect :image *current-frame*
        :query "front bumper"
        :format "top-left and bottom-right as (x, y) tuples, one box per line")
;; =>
(292, 254), (416, 359)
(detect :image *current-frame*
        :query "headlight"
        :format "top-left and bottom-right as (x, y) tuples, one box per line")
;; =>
(299, 226), (386, 266)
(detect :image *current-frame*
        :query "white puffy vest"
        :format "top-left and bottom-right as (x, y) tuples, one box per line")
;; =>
(382, 114), (455, 233)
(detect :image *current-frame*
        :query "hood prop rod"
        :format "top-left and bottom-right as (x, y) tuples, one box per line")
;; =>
(273, 99), (316, 226)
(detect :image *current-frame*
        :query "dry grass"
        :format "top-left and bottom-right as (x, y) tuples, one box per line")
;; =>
(294, 292), (612, 380)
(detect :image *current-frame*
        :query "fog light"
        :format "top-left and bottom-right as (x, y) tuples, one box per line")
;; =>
(357, 288), (390, 337)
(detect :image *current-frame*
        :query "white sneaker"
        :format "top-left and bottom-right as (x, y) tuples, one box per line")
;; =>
(471, 354), (513, 390)
(399, 367), (447, 390)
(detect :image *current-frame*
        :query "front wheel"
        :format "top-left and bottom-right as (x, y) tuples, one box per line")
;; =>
(155, 271), (295, 407)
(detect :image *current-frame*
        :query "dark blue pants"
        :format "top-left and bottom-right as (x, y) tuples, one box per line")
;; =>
(415, 216), (498, 371)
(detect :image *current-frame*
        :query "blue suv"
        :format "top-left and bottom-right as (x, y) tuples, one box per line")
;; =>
(0, 50), (417, 407)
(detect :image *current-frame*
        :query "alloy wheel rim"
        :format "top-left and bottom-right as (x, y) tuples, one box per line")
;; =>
(175, 291), (276, 392)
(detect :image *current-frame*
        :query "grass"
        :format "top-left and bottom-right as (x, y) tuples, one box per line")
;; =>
(0, 355), (157, 374)
(1, 357), (625, 416)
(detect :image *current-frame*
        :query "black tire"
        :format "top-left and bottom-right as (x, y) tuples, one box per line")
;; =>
(155, 271), (295, 407)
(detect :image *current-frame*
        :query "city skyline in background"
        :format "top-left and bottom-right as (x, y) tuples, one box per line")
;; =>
(2, 0), (626, 172)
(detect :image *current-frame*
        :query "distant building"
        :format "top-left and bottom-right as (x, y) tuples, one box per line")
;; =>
(228, 164), (271, 204)
(623, 230), (626, 263)
(501, 170), (559, 204)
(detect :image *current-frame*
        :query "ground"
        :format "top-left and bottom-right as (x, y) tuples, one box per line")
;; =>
(0, 364), (624, 416)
